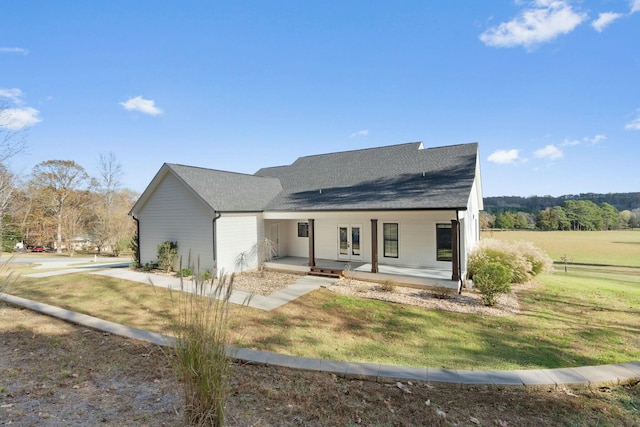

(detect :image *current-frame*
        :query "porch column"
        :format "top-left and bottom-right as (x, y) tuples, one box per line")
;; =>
(451, 219), (460, 281)
(370, 219), (379, 273)
(308, 218), (315, 267)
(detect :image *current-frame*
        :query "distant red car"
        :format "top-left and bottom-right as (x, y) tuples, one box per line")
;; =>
(32, 246), (45, 252)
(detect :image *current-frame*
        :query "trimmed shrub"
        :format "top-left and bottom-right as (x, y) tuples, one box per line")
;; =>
(474, 262), (512, 306)
(180, 267), (193, 277)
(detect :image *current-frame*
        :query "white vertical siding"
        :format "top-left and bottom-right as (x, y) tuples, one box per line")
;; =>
(137, 173), (214, 271)
(216, 214), (260, 274)
(459, 177), (482, 277)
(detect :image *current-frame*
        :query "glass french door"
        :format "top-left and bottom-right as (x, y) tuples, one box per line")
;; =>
(338, 224), (362, 260)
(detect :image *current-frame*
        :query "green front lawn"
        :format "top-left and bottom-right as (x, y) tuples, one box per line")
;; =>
(5, 262), (639, 370)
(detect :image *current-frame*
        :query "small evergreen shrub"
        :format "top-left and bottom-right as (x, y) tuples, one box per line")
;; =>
(143, 261), (158, 271)
(130, 230), (140, 267)
(157, 241), (178, 273)
(200, 270), (212, 281)
(474, 262), (512, 306)
(180, 267), (193, 277)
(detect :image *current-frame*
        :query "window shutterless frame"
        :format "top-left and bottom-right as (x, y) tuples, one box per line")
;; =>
(382, 222), (399, 258)
(297, 222), (309, 237)
(436, 223), (452, 261)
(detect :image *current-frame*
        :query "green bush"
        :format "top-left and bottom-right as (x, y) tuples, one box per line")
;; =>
(180, 267), (193, 277)
(468, 238), (552, 284)
(157, 241), (178, 273)
(474, 262), (512, 306)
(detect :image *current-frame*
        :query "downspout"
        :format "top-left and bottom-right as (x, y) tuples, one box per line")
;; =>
(456, 210), (462, 294)
(132, 215), (140, 266)
(212, 212), (221, 268)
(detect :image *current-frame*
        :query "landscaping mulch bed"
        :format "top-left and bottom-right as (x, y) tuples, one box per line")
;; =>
(327, 278), (530, 316)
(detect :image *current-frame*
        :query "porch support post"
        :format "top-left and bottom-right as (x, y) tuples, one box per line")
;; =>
(370, 219), (378, 273)
(451, 219), (460, 281)
(308, 218), (315, 267)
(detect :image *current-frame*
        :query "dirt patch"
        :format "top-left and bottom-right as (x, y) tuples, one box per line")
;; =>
(2, 302), (639, 426)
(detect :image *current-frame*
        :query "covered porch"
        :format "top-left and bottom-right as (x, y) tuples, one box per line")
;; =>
(264, 256), (459, 290)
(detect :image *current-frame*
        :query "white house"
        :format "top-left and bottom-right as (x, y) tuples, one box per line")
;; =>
(129, 142), (483, 289)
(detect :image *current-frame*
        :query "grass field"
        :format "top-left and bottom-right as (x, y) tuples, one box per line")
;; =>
(484, 229), (640, 266)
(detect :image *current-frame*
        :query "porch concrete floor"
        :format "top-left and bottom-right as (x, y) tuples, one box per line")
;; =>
(268, 256), (452, 281)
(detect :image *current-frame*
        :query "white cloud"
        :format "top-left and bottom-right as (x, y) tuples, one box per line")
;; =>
(561, 134), (606, 146)
(349, 129), (368, 138)
(592, 12), (623, 32)
(119, 96), (163, 116)
(632, 0), (640, 13)
(0, 107), (42, 130)
(585, 134), (606, 145)
(560, 138), (580, 146)
(488, 149), (520, 164)
(625, 110), (640, 130)
(0, 88), (24, 104)
(534, 144), (563, 160)
(0, 87), (42, 130)
(479, 0), (587, 49)
(0, 47), (28, 55)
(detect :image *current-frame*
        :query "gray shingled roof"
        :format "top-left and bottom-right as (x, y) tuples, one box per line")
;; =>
(166, 164), (282, 212)
(254, 142), (478, 210)
(138, 142), (478, 213)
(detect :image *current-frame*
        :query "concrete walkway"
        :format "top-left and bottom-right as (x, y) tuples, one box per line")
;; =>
(10, 262), (640, 387)
(88, 268), (335, 311)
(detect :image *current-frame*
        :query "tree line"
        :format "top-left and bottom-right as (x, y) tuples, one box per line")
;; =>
(484, 192), (640, 212)
(0, 154), (137, 255)
(481, 200), (639, 231)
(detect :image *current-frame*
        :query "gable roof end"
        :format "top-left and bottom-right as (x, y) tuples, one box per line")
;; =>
(130, 163), (282, 215)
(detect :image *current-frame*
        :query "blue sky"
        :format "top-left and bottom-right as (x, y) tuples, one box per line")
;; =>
(1, 1), (639, 197)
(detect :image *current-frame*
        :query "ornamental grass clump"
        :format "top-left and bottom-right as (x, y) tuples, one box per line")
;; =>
(473, 262), (512, 306)
(166, 259), (246, 427)
(468, 238), (552, 285)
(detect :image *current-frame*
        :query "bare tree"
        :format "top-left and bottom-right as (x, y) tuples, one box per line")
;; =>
(0, 101), (29, 164)
(92, 152), (126, 254)
(31, 160), (89, 254)
(0, 102), (30, 250)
